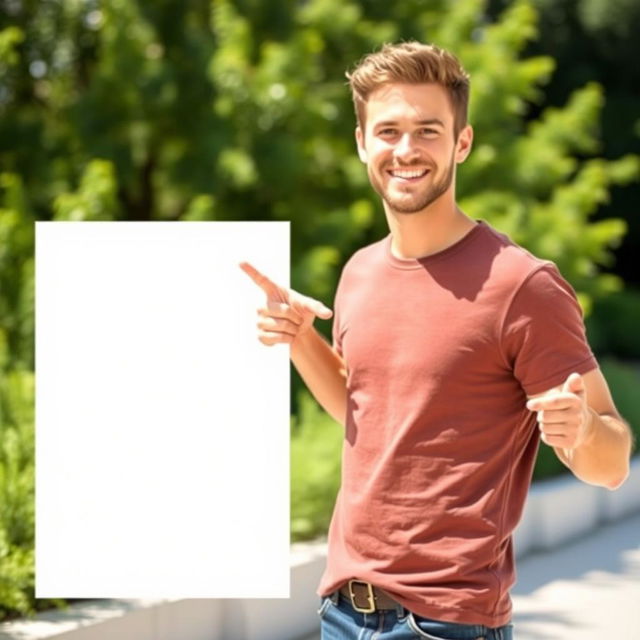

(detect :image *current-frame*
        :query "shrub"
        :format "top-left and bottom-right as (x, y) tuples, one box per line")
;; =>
(291, 391), (342, 542)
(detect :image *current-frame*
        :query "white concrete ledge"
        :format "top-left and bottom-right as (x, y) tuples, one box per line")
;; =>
(600, 455), (640, 521)
(0, 599), (224, 640)
(2, 459), (638, 640)
(516, 474), (602, 553)
(514, 455), (640, 557)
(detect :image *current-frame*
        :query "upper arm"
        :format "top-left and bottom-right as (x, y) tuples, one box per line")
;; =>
(502, 264), (597, 397)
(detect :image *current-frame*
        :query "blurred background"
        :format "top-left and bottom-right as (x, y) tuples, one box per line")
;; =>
(1, 0), (639, 622)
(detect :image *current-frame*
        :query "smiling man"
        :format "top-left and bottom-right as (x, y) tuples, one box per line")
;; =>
(240, 42), (632, 640)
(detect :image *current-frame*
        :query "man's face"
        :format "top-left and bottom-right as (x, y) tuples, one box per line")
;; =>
(356, 83), (472, 215)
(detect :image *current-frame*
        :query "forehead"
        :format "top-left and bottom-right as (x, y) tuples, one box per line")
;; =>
(363, 83), (454, 129)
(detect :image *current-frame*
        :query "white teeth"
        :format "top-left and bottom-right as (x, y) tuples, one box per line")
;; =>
(389, 169), (428, 179)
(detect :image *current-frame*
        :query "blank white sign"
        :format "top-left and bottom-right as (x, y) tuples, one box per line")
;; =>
(36, 221), (290, 598)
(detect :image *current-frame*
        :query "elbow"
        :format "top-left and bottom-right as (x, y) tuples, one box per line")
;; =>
(605, 439), (634, 490)
(602, 461), (630, 491)
(576, 463), (630, 491)
(604, 472), (629, 491)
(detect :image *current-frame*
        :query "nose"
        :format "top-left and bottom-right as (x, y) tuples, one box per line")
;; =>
(394, 133), (419, 162)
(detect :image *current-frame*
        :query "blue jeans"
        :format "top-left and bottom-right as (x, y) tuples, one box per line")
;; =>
(318, 591), (513, 640)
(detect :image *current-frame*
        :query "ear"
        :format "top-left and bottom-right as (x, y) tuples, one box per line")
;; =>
(455, 124), (473, 164)
(355, 126), (368, 163)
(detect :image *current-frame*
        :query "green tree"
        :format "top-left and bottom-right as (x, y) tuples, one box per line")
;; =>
(487, 0), (640, 358)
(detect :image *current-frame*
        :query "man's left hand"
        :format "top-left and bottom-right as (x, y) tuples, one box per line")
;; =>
(526, 372), (595, 450)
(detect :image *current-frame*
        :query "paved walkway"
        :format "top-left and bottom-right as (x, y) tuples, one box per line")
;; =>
(510, 512), (640, 639)
(299, 512), (640, 639)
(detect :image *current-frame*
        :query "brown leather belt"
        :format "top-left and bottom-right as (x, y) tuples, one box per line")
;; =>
(339, 579), (401, 613)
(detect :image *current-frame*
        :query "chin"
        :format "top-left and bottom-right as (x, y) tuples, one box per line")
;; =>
(385, 201), (428, 215)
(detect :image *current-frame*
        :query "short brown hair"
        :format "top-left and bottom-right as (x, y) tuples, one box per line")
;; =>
(346, 41), (470, 138)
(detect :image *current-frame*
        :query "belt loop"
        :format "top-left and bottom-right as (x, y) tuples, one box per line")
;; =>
(330, 590), (339, 605)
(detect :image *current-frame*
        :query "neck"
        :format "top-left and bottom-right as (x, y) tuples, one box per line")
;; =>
(384, 190), (476, 260)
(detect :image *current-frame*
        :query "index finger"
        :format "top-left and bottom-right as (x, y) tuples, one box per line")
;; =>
(239, 261), (283, 299)
(526, 393), (576, 412)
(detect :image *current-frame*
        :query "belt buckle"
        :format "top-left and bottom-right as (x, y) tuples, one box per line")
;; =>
(348, 579), (376, 613)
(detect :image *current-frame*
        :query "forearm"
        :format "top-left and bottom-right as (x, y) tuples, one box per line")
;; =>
(290, 327), (348, 426)
(557, 410), (633, 490)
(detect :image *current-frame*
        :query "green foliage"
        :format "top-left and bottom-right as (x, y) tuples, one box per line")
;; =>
(585, 287), (640, 359)
(531, 437), (567, 480)
(453, 4), (640, 312)
(0, 370), (35, 619)
(0, 528), (33, 617)
(291, 391), (343, 541)
(0, 173), (34, 371)
(53, 159), (122, 221)
(498, 0), (640, 292)
(0, 370), (31, 615)
(0, 25), (23, 74)
(0, 367), (67, 621)
(598, 359), (640, 452)
(577, 0), (640, 53)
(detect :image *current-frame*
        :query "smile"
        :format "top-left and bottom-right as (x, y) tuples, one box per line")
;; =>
(387, 168), (430, 181)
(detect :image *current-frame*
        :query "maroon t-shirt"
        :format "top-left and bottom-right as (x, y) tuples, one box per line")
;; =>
(317, 220), (598, 626)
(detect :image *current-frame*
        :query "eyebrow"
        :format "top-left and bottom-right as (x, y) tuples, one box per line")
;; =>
(374, 118), (445, 128)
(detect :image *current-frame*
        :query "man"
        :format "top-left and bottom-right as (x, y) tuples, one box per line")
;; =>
(241, 42), (632, 640)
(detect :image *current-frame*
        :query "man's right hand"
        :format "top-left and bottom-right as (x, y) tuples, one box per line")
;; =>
(239, 261), (333, 346)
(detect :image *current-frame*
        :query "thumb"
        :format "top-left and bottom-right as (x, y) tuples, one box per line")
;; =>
(296, 294), (333, 320)
(562, 372), (584, 395)
(314, 304), (333, 320)
(308, 298), (333, 320)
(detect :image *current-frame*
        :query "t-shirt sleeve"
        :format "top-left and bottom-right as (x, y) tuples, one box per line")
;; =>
(500, 263), (598, 396)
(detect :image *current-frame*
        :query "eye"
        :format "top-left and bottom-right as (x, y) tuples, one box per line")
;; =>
(377, 128), (398, 137)
(419, 127), (438, 136)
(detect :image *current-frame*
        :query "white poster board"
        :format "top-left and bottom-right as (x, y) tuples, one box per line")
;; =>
(36, 221), (289, 598)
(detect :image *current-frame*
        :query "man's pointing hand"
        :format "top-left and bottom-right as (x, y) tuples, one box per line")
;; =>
(239, 261), (333, 346)
(526, 372), (595, 450)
